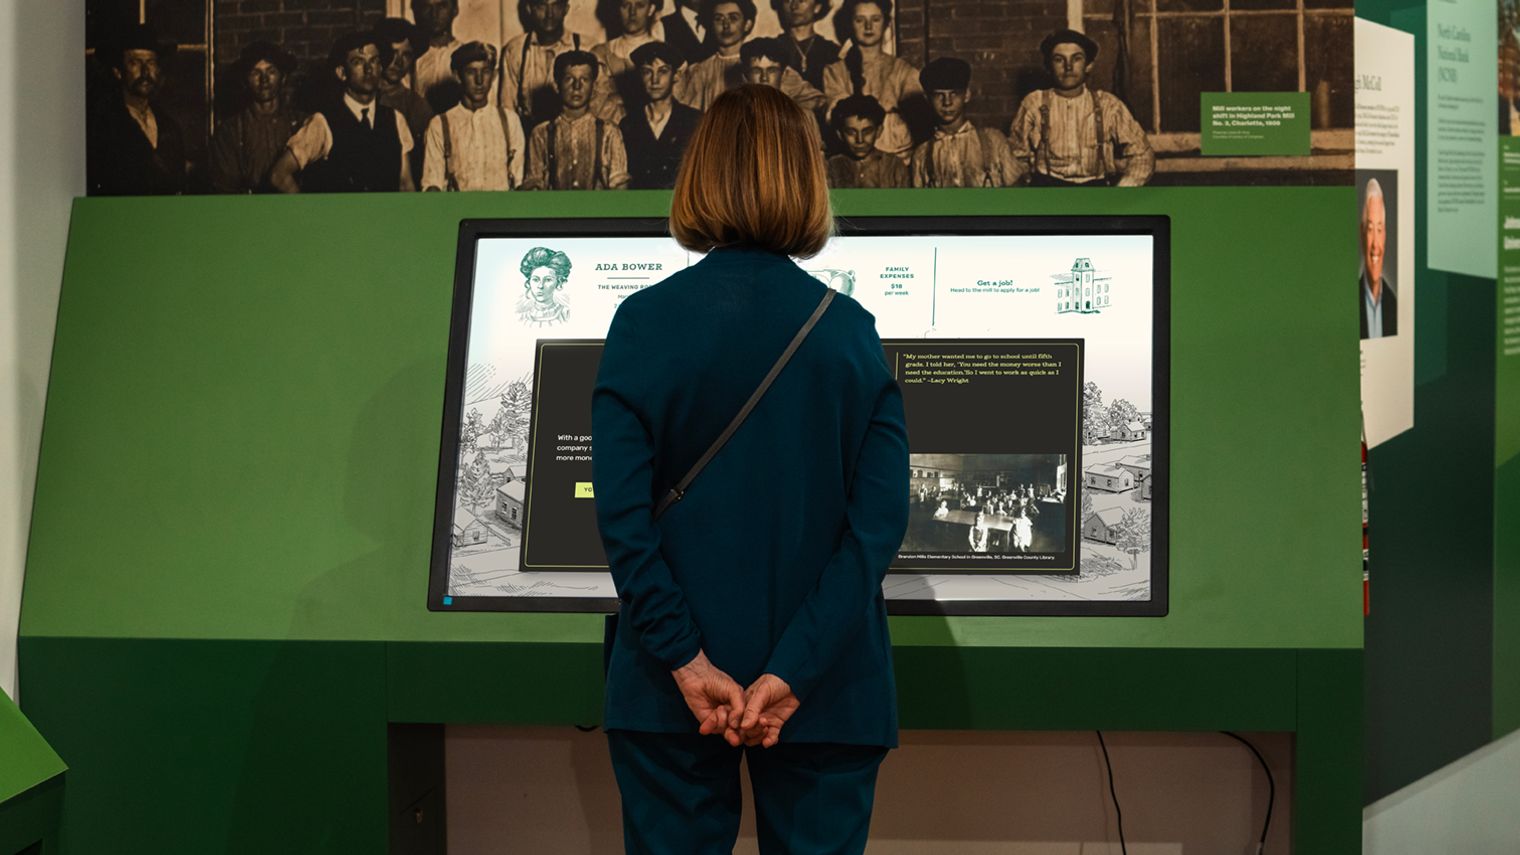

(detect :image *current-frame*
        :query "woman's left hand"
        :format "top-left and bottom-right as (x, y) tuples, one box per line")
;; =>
(671, 650), (748, 745)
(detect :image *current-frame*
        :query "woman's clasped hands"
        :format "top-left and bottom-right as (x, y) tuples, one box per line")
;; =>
(671, 650), (800, 748)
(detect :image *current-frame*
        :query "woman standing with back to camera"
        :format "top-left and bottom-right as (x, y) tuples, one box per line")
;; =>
(592, 84), (910, 853)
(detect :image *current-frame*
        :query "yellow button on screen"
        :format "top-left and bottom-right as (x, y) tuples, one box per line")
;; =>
(574, 482), (595, 499)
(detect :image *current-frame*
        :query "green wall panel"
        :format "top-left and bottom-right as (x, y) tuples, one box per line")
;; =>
(22, 188), (1362, 651)
(19, 639), (388, 855)
(18, 186), (1364, 852)
(1497, 452), (1520, 738)
(1354, 0), (1503, 801)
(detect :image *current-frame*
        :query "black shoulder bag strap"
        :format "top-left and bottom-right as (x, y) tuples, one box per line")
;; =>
(651, 288), (835, 520)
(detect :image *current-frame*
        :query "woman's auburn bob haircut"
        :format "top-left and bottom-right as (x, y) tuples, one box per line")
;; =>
(669, 84), (835, 259)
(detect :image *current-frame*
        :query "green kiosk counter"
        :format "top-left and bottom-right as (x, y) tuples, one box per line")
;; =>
(19, 188), (1362, 852)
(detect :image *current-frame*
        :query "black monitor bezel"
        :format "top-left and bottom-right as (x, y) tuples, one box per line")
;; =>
(429, 215), (1170, 617)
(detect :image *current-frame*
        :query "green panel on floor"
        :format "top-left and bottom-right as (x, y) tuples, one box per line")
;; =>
(0, 777), (64, 855)
(19, 639), (388, 855)
(1296, 648), (1364, 851)
(0, 689), (65, 803)
(23, 637), (1360, 853)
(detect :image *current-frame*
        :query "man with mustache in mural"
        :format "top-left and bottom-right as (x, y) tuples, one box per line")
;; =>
(89, 23), (188, 195)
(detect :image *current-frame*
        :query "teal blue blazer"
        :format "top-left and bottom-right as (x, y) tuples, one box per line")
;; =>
(592, 244), (909, 748)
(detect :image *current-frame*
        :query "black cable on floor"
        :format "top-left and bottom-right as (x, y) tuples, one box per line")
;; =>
(1221, 731), (1275, 854)
(1095, 730), (1128, 855)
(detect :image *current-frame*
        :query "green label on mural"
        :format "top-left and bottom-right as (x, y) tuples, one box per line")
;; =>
(1199, 92), (1311, 156)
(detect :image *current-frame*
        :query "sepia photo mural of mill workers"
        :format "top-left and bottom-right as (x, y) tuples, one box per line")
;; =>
(86, 0), (1354, 195)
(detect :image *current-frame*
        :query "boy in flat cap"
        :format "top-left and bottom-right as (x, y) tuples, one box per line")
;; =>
(523, 51), (630, 189)
(271, 31), (417, 193)
(422, 42), (526, 191)
(377, 16), (436, 179)
(88, 23), (188, 195)
(620, 41), (703, 188)
(827, 94), (907, 187)
(909, 57), (1020, 188)
(1007, 28), (1153, 186)
(209, 41), (305, 193)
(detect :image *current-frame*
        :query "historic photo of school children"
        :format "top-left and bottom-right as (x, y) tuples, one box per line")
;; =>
(903, 453), (1070, 558)
(84, 0), (1353, 195)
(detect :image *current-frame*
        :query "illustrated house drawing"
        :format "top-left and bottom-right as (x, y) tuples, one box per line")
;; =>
(1054, 257), (1113, 314)
(453, 508), (488, 547)
(495, 480), (526, 530)
(1141, 476), (1154, 502)
(488, 461), (527, 485)
(1116, 454), (1152, 481)
(1084, 464), (1135, 493)
(1082, 507), (1127, 544)
(1113, 420), (1149, 441)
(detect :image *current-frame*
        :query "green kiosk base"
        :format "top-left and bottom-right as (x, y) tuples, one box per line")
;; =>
(19, 189), (1362, 852)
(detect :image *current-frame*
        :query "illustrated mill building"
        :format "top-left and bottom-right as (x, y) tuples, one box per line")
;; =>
(1054, 257), (1113, 314)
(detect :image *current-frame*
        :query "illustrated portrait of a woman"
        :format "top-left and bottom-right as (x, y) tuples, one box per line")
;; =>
(517, 246), (572, 327)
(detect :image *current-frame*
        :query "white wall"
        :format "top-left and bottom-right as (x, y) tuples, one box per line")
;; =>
(0, 0), (83, 701)
(445, 727), (1294, 854)
(1363, 727), (1520, 855)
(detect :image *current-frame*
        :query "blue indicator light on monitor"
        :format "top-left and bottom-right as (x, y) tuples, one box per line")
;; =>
(443, 596), (453, 606)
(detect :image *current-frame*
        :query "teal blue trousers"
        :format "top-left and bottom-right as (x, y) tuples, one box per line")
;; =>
(606, 730), (889, 854)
